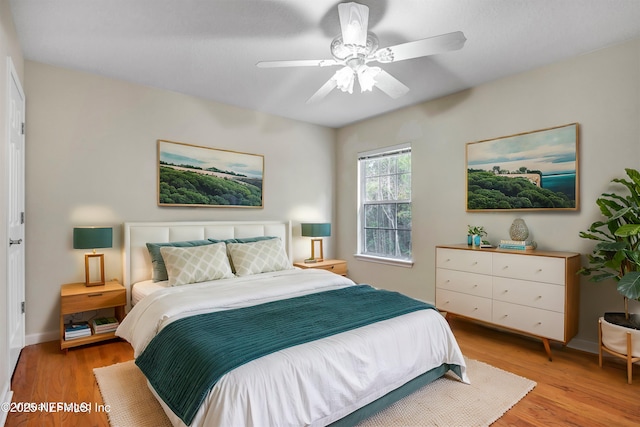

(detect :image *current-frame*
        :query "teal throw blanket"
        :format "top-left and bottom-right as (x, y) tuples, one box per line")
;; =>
(135, 285), (435, 425)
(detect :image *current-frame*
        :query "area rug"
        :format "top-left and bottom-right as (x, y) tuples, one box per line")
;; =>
(94, 358), (535, 427)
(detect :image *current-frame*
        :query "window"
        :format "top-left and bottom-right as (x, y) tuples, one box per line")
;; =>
(357, 143), (412, 265)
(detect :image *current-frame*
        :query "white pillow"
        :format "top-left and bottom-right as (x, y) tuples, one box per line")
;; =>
(160, 242), (234, 286)
(227, 238), (293, 277)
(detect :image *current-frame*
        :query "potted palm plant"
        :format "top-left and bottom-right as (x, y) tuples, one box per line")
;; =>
(578, 168), (640, 376)
(578, 169), (640, 384)
(578, 168), (640, 328)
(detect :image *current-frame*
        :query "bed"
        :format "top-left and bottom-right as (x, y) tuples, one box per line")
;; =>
(117, 220), (469, 427)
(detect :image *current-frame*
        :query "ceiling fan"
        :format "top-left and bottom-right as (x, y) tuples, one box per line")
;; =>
(256, 2), (466, 104)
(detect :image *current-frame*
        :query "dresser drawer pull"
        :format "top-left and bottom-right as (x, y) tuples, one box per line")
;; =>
(537, 268), (543, 272)
(88, 293), (104, 297)
(472, 262), (478, 266)
(502, 265), (509, 270)
(330, 265), (334, 269)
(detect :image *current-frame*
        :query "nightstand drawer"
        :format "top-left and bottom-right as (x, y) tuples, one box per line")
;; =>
(315, 262), (347, 275)
(61, 289), (125, 314)
(293, 259), (348, 276)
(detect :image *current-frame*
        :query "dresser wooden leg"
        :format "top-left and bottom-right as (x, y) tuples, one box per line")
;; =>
(542, 338), (552, 361)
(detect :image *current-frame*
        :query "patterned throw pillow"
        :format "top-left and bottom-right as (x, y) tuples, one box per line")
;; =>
(227, 238), (293, 276)
(146, 240), (214, 282)
(160, 242), (234, 286)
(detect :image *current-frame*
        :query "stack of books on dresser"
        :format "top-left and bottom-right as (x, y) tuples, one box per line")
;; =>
(64, 322), (91, 340)
(498, 239), (537, 250)
(91, 317), (120, 334)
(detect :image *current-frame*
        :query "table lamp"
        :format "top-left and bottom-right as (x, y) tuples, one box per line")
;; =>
(73, 227), (112, 286)
(301, 223), (331, 263)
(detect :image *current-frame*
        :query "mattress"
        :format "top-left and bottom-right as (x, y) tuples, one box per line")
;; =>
(131, 279), (167, 306)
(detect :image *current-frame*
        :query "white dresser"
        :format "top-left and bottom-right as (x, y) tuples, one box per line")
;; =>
(435, 244), (581, 360)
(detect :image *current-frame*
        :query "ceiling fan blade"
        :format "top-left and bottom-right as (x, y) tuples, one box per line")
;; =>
(373, 69), (409, 99)
(257, 59), (341, 68)
(374, 31), (466, 63)
(306, 78), (338, 104)
(338, 2), (369, 46)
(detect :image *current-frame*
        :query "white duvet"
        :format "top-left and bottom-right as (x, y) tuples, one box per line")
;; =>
(117, 269), (468, 427)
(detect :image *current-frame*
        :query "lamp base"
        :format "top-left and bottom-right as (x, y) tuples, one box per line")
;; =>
(84, 253), (106, 286)
(309, 238), (324, 263)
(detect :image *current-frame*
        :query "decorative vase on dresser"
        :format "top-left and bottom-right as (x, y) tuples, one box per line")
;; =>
(435, 244), (581, 360)
(509, 218), (530, 241)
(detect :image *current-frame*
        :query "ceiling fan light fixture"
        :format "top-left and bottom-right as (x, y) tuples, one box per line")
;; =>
(333, 67), (355, 93)
(357, 66), (380, 92)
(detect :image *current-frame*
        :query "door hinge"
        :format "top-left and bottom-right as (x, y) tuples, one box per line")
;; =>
(21, 122), (24, 135)
(21, 301), (25, 314)
(20, 212), (25, 224)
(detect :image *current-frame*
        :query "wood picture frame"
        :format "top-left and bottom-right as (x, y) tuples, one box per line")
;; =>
(466, 123), (579, 212)
(158, 140), (264, 208)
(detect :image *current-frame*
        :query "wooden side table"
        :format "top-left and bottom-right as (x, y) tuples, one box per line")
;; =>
(60, 280), (126, 351)
(293, 259), (348, 276)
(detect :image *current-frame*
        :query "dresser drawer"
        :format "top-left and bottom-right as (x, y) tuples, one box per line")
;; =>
(61, 289), (126, 315)
(436, 289), (492, 323)
(436, 248), (492, 275)
(436, 268), (492, 298)
(493, 277), (565, 312)
(493, 300), (564, 341)
(492, 253), (565, 285)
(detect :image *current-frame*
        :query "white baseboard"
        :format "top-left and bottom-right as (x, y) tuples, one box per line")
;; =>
(567, 338), (599, 355)
(25, 330), (58, 346)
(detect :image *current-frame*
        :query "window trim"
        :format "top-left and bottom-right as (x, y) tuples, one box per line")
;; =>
(357, 142), (413, 266)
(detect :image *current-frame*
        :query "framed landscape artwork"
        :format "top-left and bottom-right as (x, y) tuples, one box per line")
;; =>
(466, 123), (579, 211)
(157, 140), (264, 208)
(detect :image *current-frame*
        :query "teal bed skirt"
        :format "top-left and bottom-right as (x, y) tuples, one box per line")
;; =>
(330, 363), (463, 426)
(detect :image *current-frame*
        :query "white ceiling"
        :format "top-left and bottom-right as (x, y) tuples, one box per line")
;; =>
(9, 0), (640, 128)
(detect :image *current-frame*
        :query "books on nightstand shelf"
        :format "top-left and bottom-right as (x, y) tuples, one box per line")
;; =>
(64, 322), (91, 340)
(498, 239), (537, 250)
(92, 317), (120, 334)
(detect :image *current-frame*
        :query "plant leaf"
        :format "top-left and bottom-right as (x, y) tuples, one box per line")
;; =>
(595, 241), (627, 252)
(615, 224), (640, 237)
(617, 272), (640, 300)
(591, 272), (619, 282)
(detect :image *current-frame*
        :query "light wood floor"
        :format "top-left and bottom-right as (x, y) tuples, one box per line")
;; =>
(6, 317), (640, 426)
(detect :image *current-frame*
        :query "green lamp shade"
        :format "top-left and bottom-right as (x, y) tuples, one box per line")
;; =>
(301, 223), (331, 237)
(73, 227), (113, 250)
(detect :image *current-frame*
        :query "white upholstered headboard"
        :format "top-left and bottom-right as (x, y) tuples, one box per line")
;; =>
(123, 220), (292, 307)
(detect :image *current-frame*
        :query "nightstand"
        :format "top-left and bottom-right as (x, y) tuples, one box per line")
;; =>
(293, 259), (348, 276)
(60, 280), (126, 351)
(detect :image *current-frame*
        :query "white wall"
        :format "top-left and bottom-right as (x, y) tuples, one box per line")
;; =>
(336, 38), (640, 349)
(23, 61), (336, 342)
(0, 0), (24, 417)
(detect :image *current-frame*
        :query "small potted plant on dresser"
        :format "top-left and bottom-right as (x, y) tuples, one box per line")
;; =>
(578, 168), (640, 383)
(467, 225), (487, 247)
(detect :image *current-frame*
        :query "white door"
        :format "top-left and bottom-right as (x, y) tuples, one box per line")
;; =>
(6, 57), (25, 374)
